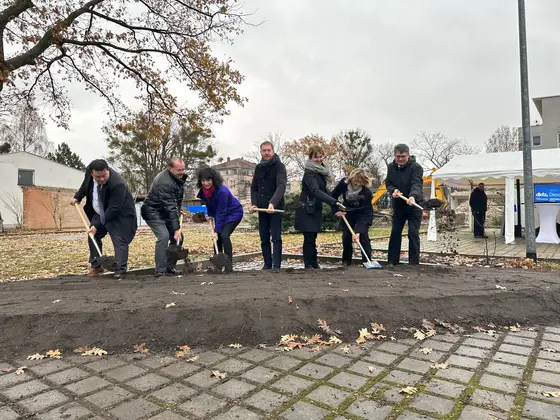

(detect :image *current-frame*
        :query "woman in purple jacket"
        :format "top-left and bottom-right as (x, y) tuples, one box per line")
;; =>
(196, 167), (244, 270)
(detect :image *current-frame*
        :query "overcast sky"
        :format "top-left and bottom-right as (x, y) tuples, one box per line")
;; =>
(45, 0), (560, 164)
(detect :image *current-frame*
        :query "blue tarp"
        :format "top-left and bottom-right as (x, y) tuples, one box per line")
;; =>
(185, 205), (207, 215)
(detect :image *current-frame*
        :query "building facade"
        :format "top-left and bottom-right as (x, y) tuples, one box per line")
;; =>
(520, 95), (560, 149)
(212, 157), (256, 203)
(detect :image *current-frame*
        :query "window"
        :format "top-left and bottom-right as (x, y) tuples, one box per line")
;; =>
(17, 169), (34, 186)
(533, 136), (542, 147)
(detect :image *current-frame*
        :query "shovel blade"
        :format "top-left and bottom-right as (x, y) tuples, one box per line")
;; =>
(167, 245), (188, 264)
(210, 253), (230, 269)
(95, 256), (119, 272)
(363, 260), (382, 269)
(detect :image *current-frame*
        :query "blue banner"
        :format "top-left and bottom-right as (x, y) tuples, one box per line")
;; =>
(534, 184), (560, 203)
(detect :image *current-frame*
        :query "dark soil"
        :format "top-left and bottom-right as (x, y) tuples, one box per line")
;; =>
(0, 264), (559, 358)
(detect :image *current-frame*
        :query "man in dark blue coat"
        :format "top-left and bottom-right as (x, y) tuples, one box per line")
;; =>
(71, 159), (137, 277)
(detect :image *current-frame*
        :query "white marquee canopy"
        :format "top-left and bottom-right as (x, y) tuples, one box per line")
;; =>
(432, 149), (560, 244)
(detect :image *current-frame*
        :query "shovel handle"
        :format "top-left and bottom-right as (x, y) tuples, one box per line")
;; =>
(341, 215), (374, 266)
(397, 194), (424, 210)
(253, 208), (285, 214)
(74, 203), (103, 257)
(176, 214), (184, 245)
(208, 218), (220, 254)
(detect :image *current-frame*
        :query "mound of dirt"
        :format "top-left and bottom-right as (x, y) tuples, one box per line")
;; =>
(0, 264), (558, 358)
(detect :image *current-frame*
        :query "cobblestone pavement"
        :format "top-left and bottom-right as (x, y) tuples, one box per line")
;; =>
(2, 328), (560, 419)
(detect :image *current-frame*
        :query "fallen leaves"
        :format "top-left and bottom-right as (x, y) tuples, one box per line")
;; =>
(356, 322), (387, 344)
(399, 386), (418, 395)
(328, 336), (342, 345)
(229, 343), (242, 349)
(368, 366), (376, 373)
(211, 370), (227, 380)
(318, 319), (341, 336)
(81, 348), (107, 357)
(434, 319), (464, 334)
(288, 296), (292, 304)
(45, 349), (62, 359)
(393, 273), (404, 277)
(356, 328), (374, 344)
(542, 390), (560, 398)
(414, 330), (426, 341)
(508, 323), (521, 332)
(177, 345), (191, 351)
(52, 299), (61, 303)
(2, 367), (14, 373)
(431, 363), (448, 370)
(486, 330), (497, 337)
(495, 284), (507, 290)
(27, 353), (45, 361)
(133, 343), (149, 354)
(420, 347), (432, 355)
(165, 302), (176, 308)
(73, 346), (91, 354)
(543, 348), (557, 353)
(15, 366), (27, 375)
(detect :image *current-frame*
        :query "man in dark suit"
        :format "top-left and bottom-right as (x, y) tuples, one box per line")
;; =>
(469, 182), (488, 238)
(70, 159), (137, 277)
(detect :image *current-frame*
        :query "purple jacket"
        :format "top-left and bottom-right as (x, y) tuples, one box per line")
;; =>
(197, 185), (244, 234)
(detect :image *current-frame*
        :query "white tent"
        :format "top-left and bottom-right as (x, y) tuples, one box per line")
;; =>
(433, 149), (560, 244)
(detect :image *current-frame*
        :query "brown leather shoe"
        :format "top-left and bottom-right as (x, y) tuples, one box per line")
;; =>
(87, 267), (104, 276)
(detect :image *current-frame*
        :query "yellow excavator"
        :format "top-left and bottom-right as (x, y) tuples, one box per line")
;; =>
(371, 168), (447, 211)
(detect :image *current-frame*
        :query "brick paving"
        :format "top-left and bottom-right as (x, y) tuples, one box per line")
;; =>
(1, 328), (560, 419)
(371, 229), (560, 260)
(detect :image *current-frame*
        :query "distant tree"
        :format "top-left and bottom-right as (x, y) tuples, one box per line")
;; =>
(0, 103), (53, 157)
(105, 111), (216, 194)
(47, 143), (86, 171)
(373, 142), (395, 168)
(412, 132), (480, 169)
(485, 126), (520, 153)
(0, 142), (10, 154)
(335, 128), (373, 169)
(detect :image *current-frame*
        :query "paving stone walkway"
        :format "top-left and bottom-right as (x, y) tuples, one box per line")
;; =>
(1, 327), (560, 419)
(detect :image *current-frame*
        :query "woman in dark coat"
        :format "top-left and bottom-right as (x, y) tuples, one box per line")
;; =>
(331, 168), (374, 266)
(196, 167), (244, 272)
(294, 145), (344, 269)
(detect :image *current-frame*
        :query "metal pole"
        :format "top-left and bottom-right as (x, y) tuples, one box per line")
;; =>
(517, 0), (537, 260)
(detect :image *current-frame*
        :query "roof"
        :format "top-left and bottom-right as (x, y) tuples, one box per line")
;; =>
(532, 95), (560, 118)
(213, 157), (256, 170)
(433, 149), (560, 188)
(0, 151), (85, 175)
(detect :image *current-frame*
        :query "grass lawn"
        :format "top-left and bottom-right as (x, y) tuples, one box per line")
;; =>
(0, 226), (393, 281)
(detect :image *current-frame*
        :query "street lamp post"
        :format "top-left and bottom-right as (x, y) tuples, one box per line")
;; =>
(517, 0), (537, 261)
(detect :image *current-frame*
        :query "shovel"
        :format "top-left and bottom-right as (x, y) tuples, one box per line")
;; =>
(208, 218), (230, 270)
(341, 214), (381, 269)
(397, 194), (443, 211)
(167, 214), (188, 265)
(74, 203), (119, 272)
(252, 208), (285, 214)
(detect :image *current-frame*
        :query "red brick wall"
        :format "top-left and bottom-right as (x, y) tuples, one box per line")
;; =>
(23, 186), (84, 230)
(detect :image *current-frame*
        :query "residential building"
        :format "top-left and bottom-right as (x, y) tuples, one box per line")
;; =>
(0, 152), (85, 229)
(520, 95), (560, 149)
(212, 157), (256, 202)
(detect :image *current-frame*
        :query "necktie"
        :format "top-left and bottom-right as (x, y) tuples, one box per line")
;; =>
(97, 184), (106, 224)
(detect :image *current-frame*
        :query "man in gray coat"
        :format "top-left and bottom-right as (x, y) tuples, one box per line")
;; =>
(141, 158), (186, 276)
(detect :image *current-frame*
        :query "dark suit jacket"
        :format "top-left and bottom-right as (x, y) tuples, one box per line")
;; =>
(74, 169), (137, 243)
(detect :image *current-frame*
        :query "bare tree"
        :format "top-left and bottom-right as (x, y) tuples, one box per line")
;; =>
(412, 132), (480, 169)
(0, 103), (53, 157)
(0, 191), (24, 228)
(372, 142), (395, 168)
(40, 189), (67, 230)
(485, 125), (521, 153)
(243, 132), (286, 164)
(0, 0), (249, 129)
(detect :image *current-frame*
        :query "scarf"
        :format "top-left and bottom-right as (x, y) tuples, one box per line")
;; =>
(304, 159), (333, 182)
(202, 185), (215, 201)
(345, 181), (362, 201)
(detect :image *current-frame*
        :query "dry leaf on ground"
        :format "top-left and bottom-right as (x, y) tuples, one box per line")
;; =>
(356, 328), (374, 344)
(211, 370), (227, 379)
(393, 273), (404, 277)
(257, 344), (267, 349)
(318, 319), (338, 335)
(509, 323), (521, 332)
(2, 367), (14, 373)
(308, 346), (322, 353)
(368, 366), (376, 373)
(177, 345), (191, 351)
(165, 302), (176, 308)
(280, 334), (298, 345)
(495, 284), (507, 290)
(229, 343), (242, 349)
(431, 363), (448, 369)
(81, 347), (107, 356)
(420, 347), (432, 355)
(306, 334), (325, 345)
(176, 351), (185, 359)
(414, 330), (426, 340)
(400, 386), (418, 395)
(328, 336), (342, 345)
(133, 343), (149, 354)
(27, 353), (45, 360)
(542, 391), (560, 398)
(342, 345), (350, 354)
(371, 323), (386, 333)
(543, 348), (557, 353)
(472, 326), (487, 333)
(486, 330), (497, 337)
(45, 349), (62, 359)
(186, 355), (199, 362)
(52, 299), (61, 303)
(15, 366), (27, 375)
(73, 346), (91, 354)
(287, 296), (292, 304)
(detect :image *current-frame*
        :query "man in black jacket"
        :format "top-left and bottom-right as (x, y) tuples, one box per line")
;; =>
(250, 141), (287, 271)
(469, 182), (488, 238)
(71, 159), (137, 277)
(385, 144), (424, 266)
(141, 158), (186, 276)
